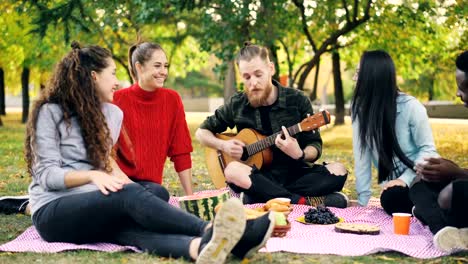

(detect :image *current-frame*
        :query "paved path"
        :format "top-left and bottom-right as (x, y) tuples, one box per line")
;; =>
(5, 108), (468, 125)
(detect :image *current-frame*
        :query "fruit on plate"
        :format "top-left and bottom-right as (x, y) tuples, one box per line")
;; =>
(274, 212), (288, 226)
(179, 190), (230, 221)
(304, 205), (339, 224)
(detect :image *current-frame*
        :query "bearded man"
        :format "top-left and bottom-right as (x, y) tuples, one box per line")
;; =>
(196, 43), (349, 207)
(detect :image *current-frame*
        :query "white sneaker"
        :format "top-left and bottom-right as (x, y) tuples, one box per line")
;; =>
(433, 226), (468, 252)
(196, 198), (246, 264)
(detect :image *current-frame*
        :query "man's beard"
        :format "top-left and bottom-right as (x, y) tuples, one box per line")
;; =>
(246, 84), (272, 108)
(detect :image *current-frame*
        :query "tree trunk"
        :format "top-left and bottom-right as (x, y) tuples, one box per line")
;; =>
(113, 56), (132, 83)
(278, 39), (294, 87)
(428, 75), (434, 101)
(309, 58), (320, 101)
(0, 116), (3, 127)
(296, 55), (319, 91)
(332, 50), (345, 125)
(0, 67), (5, 115)
(268, 43), (280, 81)
(21, 67), (30, 123)
(223, 60), (237, 101)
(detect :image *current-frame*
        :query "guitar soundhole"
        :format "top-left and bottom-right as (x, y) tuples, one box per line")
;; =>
(240, 147), (249, 161)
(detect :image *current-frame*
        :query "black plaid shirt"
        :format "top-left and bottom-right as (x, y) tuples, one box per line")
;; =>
(200, 80), (323, 169)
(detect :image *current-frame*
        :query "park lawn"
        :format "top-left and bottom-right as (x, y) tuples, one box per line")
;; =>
(0, 112), (467, 263)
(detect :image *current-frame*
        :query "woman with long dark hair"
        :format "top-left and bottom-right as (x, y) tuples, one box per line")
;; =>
(26, 41), (274, 263)
(351, 50), (438, 215)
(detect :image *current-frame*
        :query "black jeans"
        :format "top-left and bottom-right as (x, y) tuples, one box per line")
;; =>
(229, 163), (347, 204)
(380, 185), (413, 215)
(410, 179), (468, 234)
(32, 182), (207, 259)
(452, 179), (468, 227)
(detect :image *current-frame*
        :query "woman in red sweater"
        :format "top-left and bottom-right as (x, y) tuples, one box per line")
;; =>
(113, 42), (193, 195)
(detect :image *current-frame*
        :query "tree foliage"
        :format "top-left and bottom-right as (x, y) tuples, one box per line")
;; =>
(28, 0), (210, 83)
(0, 0), (465, 120)
(341, 0), (467, 101)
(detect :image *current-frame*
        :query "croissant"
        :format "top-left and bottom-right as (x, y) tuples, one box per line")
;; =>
(265, 198), (291, 210)
(216, 203), (267, 219)
(244, 207), (267, 219)
(269, 203), (291, 212)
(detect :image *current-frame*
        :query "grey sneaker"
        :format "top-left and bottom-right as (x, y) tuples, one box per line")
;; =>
(433, 226), (468, 252)
(197, 198), (246, 264)
(0, 195), (29, 215)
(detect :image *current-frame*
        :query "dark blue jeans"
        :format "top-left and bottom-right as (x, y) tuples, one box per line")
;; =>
(32, 182), (208, 259)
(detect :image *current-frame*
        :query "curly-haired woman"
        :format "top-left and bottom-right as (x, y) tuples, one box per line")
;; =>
(26, 41), (274, 263)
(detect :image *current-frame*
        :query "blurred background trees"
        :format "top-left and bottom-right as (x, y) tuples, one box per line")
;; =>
(0, 0), (466, 125)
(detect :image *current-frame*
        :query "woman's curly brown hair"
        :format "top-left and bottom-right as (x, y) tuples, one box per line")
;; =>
(25, 41), (114, 176)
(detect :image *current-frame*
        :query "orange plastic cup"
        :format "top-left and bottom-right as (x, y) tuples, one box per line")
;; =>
(392, 213), (411, 235)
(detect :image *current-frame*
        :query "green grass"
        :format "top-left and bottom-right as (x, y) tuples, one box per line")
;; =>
(0, 112), (467, 263)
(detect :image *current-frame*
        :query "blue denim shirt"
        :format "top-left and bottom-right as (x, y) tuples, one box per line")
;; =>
(352, 93), (438, 206)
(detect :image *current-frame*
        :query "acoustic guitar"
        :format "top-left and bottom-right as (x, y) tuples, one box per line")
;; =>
(205, 110), (331, 188)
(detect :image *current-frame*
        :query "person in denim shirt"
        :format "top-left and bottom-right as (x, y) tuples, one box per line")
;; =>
(196, 42), (349, 208)
(351, 50), (438, 215)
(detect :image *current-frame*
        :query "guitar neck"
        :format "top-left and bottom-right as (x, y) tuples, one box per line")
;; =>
(245, 124), (302, 157)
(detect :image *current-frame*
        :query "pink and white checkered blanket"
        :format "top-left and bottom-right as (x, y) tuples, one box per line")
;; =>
(258, 202), (450, 259)
(0, 226), (140, 253)
(0, 193), (452, 259)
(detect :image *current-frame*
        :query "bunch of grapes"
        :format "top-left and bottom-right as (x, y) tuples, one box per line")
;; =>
(304, 205), (340, 224)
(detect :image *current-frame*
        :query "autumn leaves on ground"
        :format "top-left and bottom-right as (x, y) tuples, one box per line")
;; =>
(0, 113), (467, 263)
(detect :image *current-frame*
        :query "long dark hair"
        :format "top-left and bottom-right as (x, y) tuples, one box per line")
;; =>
(25, 41), (114, 175)
(351, 50), (414, 183)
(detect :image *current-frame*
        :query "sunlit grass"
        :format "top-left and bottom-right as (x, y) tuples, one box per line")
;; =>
(0, 112), (467, 263)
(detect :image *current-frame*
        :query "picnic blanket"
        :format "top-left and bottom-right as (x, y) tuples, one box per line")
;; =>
(0, 192), (452, 259)
(0, 227), (140, 253)
(257, 202), (450, 259)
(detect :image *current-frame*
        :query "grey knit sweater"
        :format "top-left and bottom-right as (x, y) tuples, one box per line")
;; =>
(28, 103), (123, 215)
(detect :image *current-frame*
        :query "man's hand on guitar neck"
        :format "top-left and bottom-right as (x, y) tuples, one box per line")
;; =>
(275, 126), (304, 160)
(220, 139), (246, 160)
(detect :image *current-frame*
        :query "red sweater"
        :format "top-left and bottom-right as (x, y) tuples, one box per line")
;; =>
(113, 83), (193, 184)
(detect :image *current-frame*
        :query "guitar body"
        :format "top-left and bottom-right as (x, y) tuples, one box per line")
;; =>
(204, 110), (331, 189)
(205, 129), (273, 188)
